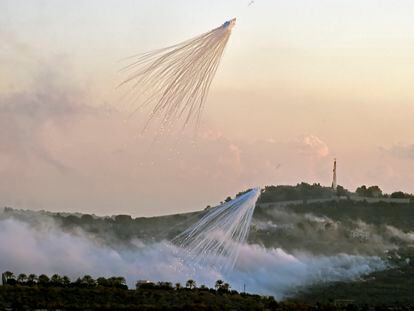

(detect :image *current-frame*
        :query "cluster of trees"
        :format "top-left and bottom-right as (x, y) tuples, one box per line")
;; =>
(2, 271), (127, 289)
(213, 279), (231, 292)
(3, 272), (233, 295)
(390, 191), (414, 199)
(256, 182), (413, 203)
(355, 185), (414, 200)
(258, 183), (335, 203)
(355, 185), (383, 198)
(136, 279), (232, 293)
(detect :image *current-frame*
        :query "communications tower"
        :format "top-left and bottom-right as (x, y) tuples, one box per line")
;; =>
(332, 158), (337, 191)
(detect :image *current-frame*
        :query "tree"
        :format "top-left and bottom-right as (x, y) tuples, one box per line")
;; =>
(157, 281), (173, 290)
(356, 185), (368, 197)
(3, 271), (14, 279)
(62, 276), (71, 287)
(215, 279), (224, 290)
(107, 276), (127, 289)
(175, 282), (181, 290)
(367, 185), (382, 198)
(224, 196), (232, 203)
(336, 185), (348, 197)
(390, 191), (410, 199)
(80, 214), (94, 224)
(50, 274), (63, 286)
(74, 277), (83, 287)
(3, 271), (15, 285)
(38, 274), (50, 286)
(114, 215), (133, 223)
(27, 274), (38, 285)
(97, 277), (109, 287)
(17, 273), (27, 284)
(356, 185), (383, 198)
(81, 275), (96, 287)
(115, 276), (126, 286)
(222, 283), (231, 291)
(186, 279), (196, 289)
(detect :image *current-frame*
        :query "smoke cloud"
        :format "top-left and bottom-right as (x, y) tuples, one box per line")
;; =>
(0, 218), (385, 298)
(251, 206), (414, 257)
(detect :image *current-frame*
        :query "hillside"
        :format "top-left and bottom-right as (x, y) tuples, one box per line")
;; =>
(290, 257), (414, 306)
(2, 183), (413, 255)
(1, 183), (414, 305)
(0, 285), (279, 311)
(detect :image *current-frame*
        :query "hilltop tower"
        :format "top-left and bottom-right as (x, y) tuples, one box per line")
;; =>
(332, 158), (337, 191)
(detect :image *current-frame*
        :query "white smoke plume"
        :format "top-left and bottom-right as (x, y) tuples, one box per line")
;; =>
(0, 218), (386, 299)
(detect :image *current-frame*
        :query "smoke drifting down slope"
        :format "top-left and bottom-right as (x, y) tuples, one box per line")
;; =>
(0, 217), (385, 298)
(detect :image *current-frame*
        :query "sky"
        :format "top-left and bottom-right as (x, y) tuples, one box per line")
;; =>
(1, 0), (414, 216)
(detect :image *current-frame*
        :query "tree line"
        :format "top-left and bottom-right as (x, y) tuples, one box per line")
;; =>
(2, 271), (127, 289)
(257, 182), (414, 203)
(137, 279), (232, 293)
(3, 271), (234, 294)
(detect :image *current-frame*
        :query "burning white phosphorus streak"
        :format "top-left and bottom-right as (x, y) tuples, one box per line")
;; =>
(173, 188), (261, 273)
(119, 19), (236, 131)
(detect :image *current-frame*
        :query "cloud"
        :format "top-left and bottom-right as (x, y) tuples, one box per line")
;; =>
(385, 144), (414, 159)
(0, 61), (92, 172)
(301, 135), (330, 157)
(0, 28), (33, 62)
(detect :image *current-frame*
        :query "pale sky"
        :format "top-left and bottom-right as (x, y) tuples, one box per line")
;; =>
(1, 0), (414, 216)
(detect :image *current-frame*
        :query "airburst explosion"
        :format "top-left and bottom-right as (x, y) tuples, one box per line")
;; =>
(120, 19), (236, 130)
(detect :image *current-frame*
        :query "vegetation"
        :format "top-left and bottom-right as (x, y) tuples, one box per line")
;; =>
(2, 272), (127, 289)
(284, 199), (414, 231)
(354, 185), (414, 200)
(2, 183), (414, 309)
(1, 182), (411, 247)
(390, 191), (414, 199)
(257, 182), (413, 203)
(2, 271), (413, 310)
(355, 185), (383, 198)
(0, 272), (284, 310)
(258, 183), (335, 203)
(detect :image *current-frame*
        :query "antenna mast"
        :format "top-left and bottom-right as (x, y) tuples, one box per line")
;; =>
(332, 158), (337, 191)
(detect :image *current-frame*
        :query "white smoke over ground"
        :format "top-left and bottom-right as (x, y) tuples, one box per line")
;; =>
(251, 205), (414, 256)
(0, 218), (386, 299)
(385, 225), (414, 243)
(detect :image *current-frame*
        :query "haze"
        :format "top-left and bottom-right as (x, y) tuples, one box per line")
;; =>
(1, 0), (414, 216)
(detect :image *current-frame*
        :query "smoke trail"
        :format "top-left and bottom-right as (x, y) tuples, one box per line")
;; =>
(119, 19), (236, 131)
(173, 188), (260, 272)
